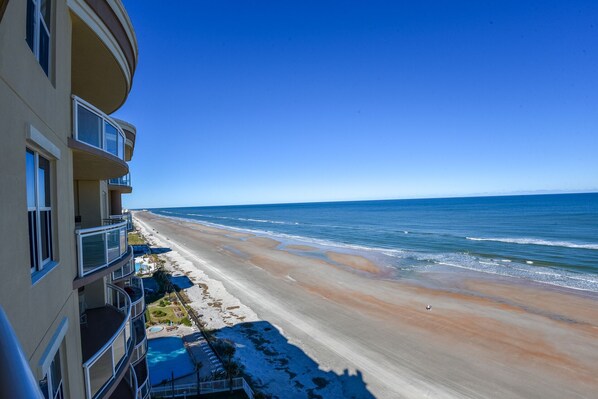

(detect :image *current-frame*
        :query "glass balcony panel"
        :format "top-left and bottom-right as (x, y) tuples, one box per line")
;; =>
(88, 348), (113, 399)
(118, 133), (124, 160)
(104, 122), (118, 157)
(119, 228), (127, 257)
(73, 98), (126, 163)
(113, 329), (126, 367)
(106, 228), (121, 263)
(77, 106), (102, 148)
(77, 222), (128, 277)
(81, 234), (107, 272)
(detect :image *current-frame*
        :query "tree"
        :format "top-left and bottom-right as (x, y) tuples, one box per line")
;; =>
(221, 343), (237, 392)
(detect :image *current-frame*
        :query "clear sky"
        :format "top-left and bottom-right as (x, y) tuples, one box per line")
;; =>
(115, 0), (598, 209)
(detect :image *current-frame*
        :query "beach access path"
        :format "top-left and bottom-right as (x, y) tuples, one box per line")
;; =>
(134, 211), (598, 399)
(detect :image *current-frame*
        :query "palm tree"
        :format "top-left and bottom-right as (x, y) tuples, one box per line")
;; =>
(221, 344), (237, 392)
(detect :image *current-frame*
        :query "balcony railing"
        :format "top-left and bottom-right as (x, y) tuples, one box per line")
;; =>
(150, 377), (254, 398)
(135, 359), (150, 399)
(73, 96), (126, 161)
(105, 214), (133, 231)
(126, 277), (145, 320)
(76, 222), (128, 277)
(0, 307), (44, 399)
(127, 366), (139, 399)
(112, 258), (135, 282)
(131, 336), (147, 367)
(109, 173), (131, 187)
(83, 284), (133, 399)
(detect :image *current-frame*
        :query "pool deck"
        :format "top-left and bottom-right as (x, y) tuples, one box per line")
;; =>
(147, 325), (224, 382)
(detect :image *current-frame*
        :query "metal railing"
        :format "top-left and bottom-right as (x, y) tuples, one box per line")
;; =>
(0, 307), (44, 399)
(76, 221), (128, 277)
(109, 173), (131, 187)
(73, 96), (126, 161)
(151, 377), (254, 398)
(137, 361), (150, 399)
(83, 284), (133, 399)
(127, 276), (145, 320)
(106, 214), (133, 231)
(125, 366), (139, 399)
(112, 258), (135, 282)
(131, 333), (147, 366)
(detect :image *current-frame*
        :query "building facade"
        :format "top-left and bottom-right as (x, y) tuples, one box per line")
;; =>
(0, 0), (148, 397)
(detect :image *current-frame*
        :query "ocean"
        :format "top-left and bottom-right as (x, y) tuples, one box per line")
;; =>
(150, 193), (598, 292)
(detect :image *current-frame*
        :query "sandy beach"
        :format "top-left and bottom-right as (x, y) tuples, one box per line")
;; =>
(134, 211), (598, 399)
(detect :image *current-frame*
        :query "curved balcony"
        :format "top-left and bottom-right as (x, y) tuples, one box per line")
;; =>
(112, 259), (135, 282)
(74, 222), (132, 289)
(111, 366), (138, 399)
(108, 173), (132, 194)
(131, 319), (147, 366)
(113, 119), (137, 162)
(69, 0), (138, 114)
(81, 285), (134, 399)
(125, 277), (145, 320)
(134, 358), (150, 399)
(105, 213), (133, 231)
(70, 97), (129, 180)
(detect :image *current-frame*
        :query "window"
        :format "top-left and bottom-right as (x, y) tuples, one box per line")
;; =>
(39, 350), (63, 399)
(26, 0), (51, 76)
(27, 149), (53, 272)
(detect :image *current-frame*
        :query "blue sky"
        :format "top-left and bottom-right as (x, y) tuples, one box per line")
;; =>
(115, 1), (598, 208)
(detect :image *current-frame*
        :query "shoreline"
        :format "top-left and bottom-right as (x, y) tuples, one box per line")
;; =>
(135, 210), (598, 398)
(147, 211), (598, 294)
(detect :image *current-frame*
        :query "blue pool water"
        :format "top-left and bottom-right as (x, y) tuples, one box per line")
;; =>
(147, 337), (195, 386)
(151, 193), (598, 291)
(148, 326), (163, 333)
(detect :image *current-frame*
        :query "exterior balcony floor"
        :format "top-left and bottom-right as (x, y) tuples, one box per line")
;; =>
(110, 374), (136, 399)
(81, 307), (124, 363)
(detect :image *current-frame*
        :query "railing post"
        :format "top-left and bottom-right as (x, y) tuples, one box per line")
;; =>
(73, 97), (78, 140)
(78, 233), (84, 277)
(104, 229), (109, 265)
(85, 368), (91, 399)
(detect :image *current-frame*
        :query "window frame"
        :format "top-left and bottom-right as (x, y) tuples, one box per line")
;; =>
(26, 0), (52, 76)
(39, 348), (64, 399)
(27, 148), (54, 273)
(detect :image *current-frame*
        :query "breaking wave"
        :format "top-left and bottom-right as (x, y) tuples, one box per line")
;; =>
(466, 237), (598, 250)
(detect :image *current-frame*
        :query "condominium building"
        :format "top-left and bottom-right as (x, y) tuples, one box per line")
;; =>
(0, 0), (149, 398)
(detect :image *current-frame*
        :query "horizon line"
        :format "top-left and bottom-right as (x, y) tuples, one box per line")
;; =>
(130, 189), (598, 210)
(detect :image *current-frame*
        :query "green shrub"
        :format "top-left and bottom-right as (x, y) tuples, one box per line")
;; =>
(181, 317), (192, 327)
(152, 310), (167, 317)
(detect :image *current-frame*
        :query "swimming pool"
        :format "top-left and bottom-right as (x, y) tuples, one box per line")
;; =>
(148, 326), (163, 333)
(147, 337), (196, 386)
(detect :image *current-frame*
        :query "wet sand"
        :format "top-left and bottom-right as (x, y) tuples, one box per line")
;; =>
(135, 211), (598, 398)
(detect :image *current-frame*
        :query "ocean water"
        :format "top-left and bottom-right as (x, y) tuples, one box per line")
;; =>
(150, 193), (598, 292)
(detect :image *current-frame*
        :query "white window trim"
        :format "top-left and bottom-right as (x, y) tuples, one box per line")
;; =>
(27, 124), (61, 160)
(38, 318), (67, 399)
(26, 124), (59, 276)
(38, 318), (68, 375)
(27, 149), (53, 272)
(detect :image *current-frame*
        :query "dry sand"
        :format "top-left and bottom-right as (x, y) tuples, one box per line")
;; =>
(135, 211), (598, 399)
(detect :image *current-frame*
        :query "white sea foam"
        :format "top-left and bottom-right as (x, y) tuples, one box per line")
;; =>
(150, 211), (598, 293)
(466, 237), (598, 250)
(187, 213), (299, 226)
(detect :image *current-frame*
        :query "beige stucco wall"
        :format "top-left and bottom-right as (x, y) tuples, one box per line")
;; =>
(110, 190), (123, 215)
(0, 1), (84, 397)
(75, 180), (103, 228)
(1, 1), (138, 397)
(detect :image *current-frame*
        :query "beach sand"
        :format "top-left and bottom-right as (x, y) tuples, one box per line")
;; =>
(135, 211), (598, 398)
